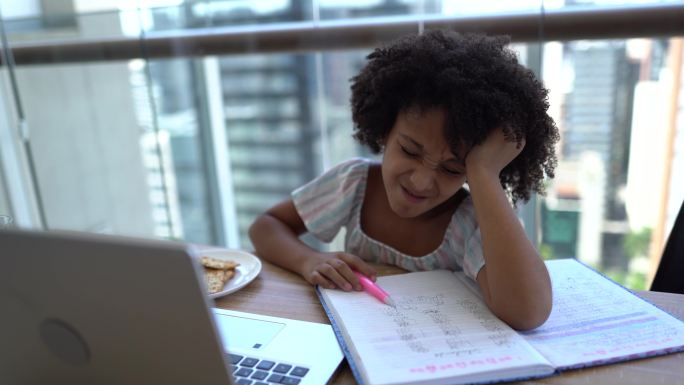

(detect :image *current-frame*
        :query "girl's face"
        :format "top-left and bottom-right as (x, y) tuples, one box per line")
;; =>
(381, 107), (467, 219)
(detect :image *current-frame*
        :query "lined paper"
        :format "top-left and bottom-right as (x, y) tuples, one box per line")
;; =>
(321, 270), (552, 385)
(521, 259), (684, 369)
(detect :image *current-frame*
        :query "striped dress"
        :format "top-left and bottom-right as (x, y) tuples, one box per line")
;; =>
(292, 158), (485, 281)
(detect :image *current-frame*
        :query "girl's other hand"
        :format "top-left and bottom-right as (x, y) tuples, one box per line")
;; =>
(301, 252), (377, 292)
(465, 127), (525, 178)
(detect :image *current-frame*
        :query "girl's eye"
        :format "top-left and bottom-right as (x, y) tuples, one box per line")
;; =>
(400, 145), (420, 157)
(441, 167), (463, 176)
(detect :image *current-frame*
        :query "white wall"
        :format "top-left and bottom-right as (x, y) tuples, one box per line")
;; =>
(15, 61), (155, 236)
(626, 81), (668, 232)
(0, 67), (44, 228)
(666, 51), (684, 234)
(0, 0), (41, 19)
(578, 152), (606, 266)
(0, 161), (10, 219)
(0, 81), (14, 219)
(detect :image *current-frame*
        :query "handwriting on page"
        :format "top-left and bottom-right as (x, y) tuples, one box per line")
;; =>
(376, 294), (529, 377)
(324, 271), (550, 384)
(521, 259), (684, 368)
(329, 289), (537, 379)
(395, 296), (519, 375)
(378, 294), (515, 358)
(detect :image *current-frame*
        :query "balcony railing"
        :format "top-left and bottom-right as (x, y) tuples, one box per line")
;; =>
(4, 3), (684, 65)
(1, 2), (683, 290)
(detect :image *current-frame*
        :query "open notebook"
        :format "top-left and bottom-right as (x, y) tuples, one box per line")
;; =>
(318, 259), (684, 385)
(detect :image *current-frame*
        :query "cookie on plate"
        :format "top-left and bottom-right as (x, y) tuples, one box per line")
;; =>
(200, 256), (239, 270)
(200, 255), (240, 294)
(204, 268), (231, 294)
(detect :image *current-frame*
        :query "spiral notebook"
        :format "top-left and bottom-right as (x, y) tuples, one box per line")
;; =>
(317, 259), (684, 385)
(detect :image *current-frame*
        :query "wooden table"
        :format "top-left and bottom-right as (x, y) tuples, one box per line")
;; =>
(214, 260), (684, 385)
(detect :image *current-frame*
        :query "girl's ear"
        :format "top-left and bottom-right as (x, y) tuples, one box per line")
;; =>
(377, 129), (391, 152)
(380, 136), (388, 150)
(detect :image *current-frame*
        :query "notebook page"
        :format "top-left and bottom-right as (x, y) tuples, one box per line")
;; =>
(321, 270), (552, 385)
(521, 259), (684, 369)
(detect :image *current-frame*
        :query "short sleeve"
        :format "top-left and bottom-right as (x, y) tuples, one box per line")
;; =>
(463, 227), (486, 281)
(447, 196), (486, 281)
(292, 158), (368, 243)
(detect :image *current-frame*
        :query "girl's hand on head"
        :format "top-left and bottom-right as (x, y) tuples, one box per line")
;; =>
(302, 252), (377, 292)
(465, 127), (525, 179)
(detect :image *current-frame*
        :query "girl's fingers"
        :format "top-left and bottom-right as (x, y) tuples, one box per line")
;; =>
(332, 258), (362, 291)
(310, 271), (335, 290)
(338, 253), (378, 285)
(319, 262), (354, 291)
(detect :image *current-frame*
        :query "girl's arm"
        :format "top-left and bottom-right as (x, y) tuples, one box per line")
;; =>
(248, 199), (377, 291)
(466, 129), (552, 331)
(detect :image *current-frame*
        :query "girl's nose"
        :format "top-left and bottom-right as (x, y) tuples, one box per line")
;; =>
(409, 166), (435, 193)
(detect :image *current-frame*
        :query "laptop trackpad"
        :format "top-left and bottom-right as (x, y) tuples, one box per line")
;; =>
(214, 314), (285, 350)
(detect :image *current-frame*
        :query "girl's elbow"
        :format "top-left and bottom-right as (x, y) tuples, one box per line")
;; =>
(507, 295), (552, 331)
(510, 308), (551, 331)
(493, 290), (552, 331)
(248, 214), (268, 244)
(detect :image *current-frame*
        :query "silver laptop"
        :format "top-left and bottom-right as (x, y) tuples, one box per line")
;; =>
(0, 229), (343, 385)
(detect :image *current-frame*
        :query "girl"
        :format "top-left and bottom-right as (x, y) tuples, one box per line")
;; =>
(249, 30), (559, 330)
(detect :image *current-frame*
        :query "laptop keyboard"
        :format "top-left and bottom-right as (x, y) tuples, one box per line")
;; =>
(229, 353), (310, 385)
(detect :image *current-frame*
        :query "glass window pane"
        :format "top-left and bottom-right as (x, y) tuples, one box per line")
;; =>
(541, 37), (684, 290)
(2, 1), (683, 292)
(13, 60), (157, 236)
(143, 1), (313, 32)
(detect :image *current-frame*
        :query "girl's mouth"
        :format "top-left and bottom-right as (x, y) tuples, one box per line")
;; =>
(401, 185), (427, 203)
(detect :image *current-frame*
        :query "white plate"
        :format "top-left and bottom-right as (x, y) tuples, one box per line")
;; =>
(196, 249), (262, 299)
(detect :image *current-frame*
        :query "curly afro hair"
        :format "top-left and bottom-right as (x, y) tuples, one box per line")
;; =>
(350, 30), (559, 204)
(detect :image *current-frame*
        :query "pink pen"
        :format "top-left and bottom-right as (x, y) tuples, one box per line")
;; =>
(353, 271), (396, 307)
